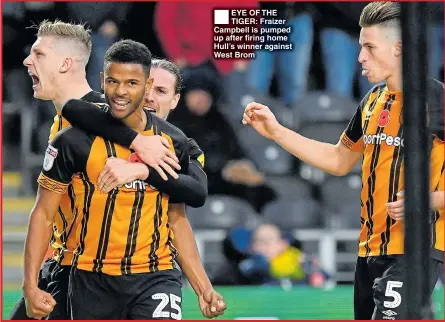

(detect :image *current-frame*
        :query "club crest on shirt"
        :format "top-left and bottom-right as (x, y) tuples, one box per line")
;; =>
(43, 145), (58, 171)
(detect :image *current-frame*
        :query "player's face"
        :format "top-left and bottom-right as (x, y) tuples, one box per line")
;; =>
(358, 26), (401, 84)
(144, 67), (180, 120)
(23, 36), (61, 100)
(101, 62), (149, 120)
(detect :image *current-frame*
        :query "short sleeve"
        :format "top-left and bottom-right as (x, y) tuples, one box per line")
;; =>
(339, 88), (378, 152)
(37, 128), (86, 194)
(340, 106), (364, 152)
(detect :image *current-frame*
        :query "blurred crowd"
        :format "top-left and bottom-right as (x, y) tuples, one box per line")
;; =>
(3, 2), (444, 286)
(210, 223), (331, 287)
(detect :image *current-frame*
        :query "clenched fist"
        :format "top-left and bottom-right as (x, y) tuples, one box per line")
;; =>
(24, 287), (56, 319)
(198, 288), (227, 319)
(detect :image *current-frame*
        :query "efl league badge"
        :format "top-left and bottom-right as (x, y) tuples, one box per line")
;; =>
(43, 145), (58, 171)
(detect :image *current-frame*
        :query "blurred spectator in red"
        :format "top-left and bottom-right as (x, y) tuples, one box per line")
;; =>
(154, 1), (259, 110)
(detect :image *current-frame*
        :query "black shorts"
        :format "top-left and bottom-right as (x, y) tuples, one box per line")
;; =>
(68, 268), (183, 320)
(9, 258), (71, 320)
(354, 255), (443, 320)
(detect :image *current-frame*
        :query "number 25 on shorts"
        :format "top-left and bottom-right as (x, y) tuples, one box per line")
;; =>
(384, 281), (403, 309)
(152, 293), (182, 320)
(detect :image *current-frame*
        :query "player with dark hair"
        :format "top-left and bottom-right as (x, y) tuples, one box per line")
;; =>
(26, 43), (225, 319)
(65, 58), (226, 319)
(104, 39), (153, 76)
(16, 21), (216, 320)
(243, 2), (444, 320)
(24, 39), (193, 320)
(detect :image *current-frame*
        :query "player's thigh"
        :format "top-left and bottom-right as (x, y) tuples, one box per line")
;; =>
(69, 268), (126, 320)
(354, 257), (375, 320)
(370, 255), (411, 320)
(370, 255), (405, 319)
(129, 272), (183, 320)
(44, 265), (71, 320)
(371, 256), (441, 320)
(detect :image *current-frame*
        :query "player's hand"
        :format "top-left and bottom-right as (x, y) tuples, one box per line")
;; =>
(198, 288), (227, 319)
(98, 157), (149, 193)
(387, 191), (405, 220)
(24, 287), (56, 319)
(130, 134), (180, 181)
(242, 102), (281, 140)
(222, 159), (265, 186)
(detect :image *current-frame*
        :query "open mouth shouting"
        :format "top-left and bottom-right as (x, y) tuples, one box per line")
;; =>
(28, 71), (40, 89)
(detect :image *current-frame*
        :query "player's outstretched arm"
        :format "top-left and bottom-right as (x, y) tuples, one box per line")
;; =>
(242, 102), (362, 176)
(62, 99), (180, 180)
(168, 204), (227, 319)
(23, 187), (62, 319)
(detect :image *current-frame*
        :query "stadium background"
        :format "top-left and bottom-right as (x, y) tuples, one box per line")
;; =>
(2, 1), (444, 319)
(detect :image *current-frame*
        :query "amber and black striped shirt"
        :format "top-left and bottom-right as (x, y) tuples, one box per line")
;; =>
(46, 91), (105, 266)
(340, 79), (444, 260)
(38, 109), (189, 275)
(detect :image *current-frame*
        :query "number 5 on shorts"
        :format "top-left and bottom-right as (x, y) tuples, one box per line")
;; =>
(384, 281), (403, 309)
(152, 293), (182, 320)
